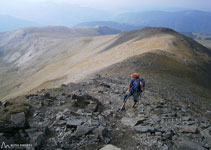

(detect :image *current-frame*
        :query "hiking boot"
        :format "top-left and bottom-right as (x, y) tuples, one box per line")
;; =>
(120, 106), (125, 111)
(119, 105), (126, 112)
(132, 105), (137, 109)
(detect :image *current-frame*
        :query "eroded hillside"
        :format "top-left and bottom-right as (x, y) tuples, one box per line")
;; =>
(0, 27), (210, 101)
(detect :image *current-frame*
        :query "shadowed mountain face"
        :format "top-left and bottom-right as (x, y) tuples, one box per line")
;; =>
(0, 26), (210, 101)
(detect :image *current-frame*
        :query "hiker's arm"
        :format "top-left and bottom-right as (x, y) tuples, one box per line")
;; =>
(127, 83), (132, 92)
(140, 81), (144, 92)
(127, 79), (134, 92)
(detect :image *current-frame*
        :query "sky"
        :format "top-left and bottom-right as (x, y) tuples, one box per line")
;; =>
(1, 0), (210, 11)
(0, 0), (211, 26)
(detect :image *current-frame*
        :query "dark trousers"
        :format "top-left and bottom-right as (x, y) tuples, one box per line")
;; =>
(123, 90), (141, 102)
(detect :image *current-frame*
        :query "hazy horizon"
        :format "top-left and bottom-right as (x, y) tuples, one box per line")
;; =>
(1, 0), (211, 26)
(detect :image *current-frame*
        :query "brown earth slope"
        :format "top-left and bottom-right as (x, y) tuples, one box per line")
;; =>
(0, 27), (210, 101)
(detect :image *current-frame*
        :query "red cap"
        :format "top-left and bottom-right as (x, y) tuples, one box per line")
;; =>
(131, 73), (139, 79)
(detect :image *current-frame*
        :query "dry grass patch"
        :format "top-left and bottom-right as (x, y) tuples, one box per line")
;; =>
(0, 96), (31, 122)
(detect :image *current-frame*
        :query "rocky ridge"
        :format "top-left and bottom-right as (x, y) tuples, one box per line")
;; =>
(0, 74), (210, 150)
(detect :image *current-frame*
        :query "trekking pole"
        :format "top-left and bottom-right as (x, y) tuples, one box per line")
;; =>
(120, 89), (130, 111)
(120, 100), (126, 111)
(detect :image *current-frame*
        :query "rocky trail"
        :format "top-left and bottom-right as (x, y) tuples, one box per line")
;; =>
(0, 74), (211, 150)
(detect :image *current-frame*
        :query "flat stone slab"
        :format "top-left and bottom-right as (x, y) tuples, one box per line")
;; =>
(174, 141), (207, 150)
(66, 120), (83, 128)
(179, 126), (198, 133)
(121, 117), (145, 127)
(100, 144), (121, 150)
(151, 115), (161, 122)
(134, 126), (156, 133)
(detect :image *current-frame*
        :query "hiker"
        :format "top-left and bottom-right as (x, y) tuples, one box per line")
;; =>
(120, 73), (145, 111)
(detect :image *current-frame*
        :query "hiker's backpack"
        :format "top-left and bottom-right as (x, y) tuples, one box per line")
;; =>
(140, 78), (145, 88)
(131, 77), (145, 92)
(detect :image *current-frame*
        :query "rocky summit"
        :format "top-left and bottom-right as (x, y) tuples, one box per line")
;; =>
(0, 74), (210, 150)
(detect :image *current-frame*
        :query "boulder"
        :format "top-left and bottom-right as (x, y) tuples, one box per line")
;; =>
(182, 116), (191, 121)
(63, 108), (71, 114)
(39, 124), (50, 135)
(200, 127), (211, 147)
(0, 123), (15, 133)
(30, 132), (44, 147)
(10, 112), (29, 128)
(87, 102), (98, 112)
(103, 110), (113, 117)
(26, 94), (38, 99)
(46, 137), (58, 147)
(56, 112), (64, 120)
(187, 121), (197, 125)
(151, 115), (161, 123)
(163, 129), (175, 139)
(99, 82), (111, 88)
(121, 117), (145, 127)
(100, 144), (121, 150)
(41, 98), (53, 106)
(88, 119), (100, 126)
(93, 126), (109, 140)
(204, 111), (211, 120)
(25, 128), (37, 137)
(72, 94), (100, 111)
(200, 127), (211, 140)
(74, 125), (94, 137)
(43, 92), (51, 98)
(2, 101), (11, 108)
(155, 132), (162, 136)
(57, 120), (67, 126)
